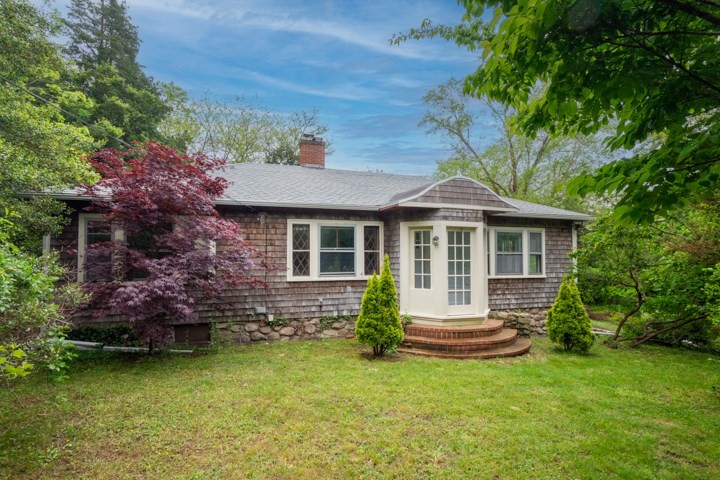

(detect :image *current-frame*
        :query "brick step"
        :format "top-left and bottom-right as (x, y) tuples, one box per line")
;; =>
(402, 328), (518, 353)
(404, 319), (504, 339)
(398, 338), (531, 359)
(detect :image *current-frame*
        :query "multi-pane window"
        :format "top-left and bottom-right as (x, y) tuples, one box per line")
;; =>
(413, 230), (431, 289)
(320, 226), (355, 275)
(85, 220), (112, 281)
(287, 221), (382, 279)
(363, 226), (380, 275)
(292, 224), (310, 276)
(495, 231), (523, 275)
(487, 228), (545, 277)
(529, 231), (543, 275)
(448, 230), (471, 306)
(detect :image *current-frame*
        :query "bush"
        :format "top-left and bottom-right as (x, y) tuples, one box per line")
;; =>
(0, 227), (84, 382)
(547, 278), (595, 353)
(356, 255), (404, 356)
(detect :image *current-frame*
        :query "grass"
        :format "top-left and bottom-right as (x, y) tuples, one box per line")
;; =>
(592, 318), (619, 331)
(1, 338), (719, 479)
(586, 304), (622, 331)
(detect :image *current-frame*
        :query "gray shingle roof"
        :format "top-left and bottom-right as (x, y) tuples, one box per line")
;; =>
(219, 163), (593, 221)
(498, 197), (594, 221)
(220, 163), (431, 209)
(48, 162), (592, 221)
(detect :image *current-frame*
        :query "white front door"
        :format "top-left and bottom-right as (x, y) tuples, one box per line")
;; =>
(405, 227), (436, 316)
(399, 221), (486, 324)
(447, 229), (475, 315)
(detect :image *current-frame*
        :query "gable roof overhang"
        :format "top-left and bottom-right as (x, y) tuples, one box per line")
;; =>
(378, 176), (520, 213)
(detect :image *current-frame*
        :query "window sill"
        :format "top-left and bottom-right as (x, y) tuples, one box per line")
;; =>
(489, 275), (547, 280)
(286, 275), (373, 282)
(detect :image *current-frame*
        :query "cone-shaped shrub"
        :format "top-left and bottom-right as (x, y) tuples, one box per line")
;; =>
(356, 255), (404, 356)
(546, 277), (595, 353)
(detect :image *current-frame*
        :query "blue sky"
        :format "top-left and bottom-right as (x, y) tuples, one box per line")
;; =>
(43, 0), (489, 174)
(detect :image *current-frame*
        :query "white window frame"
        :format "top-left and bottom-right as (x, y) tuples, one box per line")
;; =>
(286, 219), (383, 282)
(77, 213), (123, 282)
(487, 227), (546, 279)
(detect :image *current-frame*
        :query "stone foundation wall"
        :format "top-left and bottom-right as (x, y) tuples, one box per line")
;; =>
(213, 317), (356, 343)
(489, 308), (548, 336)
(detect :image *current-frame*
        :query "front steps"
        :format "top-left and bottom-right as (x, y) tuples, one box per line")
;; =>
(398, 319), (531, 359)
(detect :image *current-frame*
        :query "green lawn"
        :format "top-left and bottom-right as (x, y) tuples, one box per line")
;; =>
(1, 338), (719, 479)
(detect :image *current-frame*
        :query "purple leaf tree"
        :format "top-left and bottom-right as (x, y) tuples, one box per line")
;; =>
(82, 141), (263, 352)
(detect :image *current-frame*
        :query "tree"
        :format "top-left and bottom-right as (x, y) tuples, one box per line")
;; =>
(395, 1), (720, 223)
(63, 0), (168, 146)
(81, 142), (260, 353)
(355, 255), (404, 356)
(0, 0), (99, 251)
(424, 79), (608, 210)
(158, 94), (330, 164)
(575, 199), (720, 347)
(546, 278), (595, 353)
(574, 216), (661, 341)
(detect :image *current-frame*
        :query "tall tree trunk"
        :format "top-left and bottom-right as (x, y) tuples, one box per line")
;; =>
(613, 273), (644, 340)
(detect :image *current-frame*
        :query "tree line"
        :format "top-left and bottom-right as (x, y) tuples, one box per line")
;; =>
(396, 0), (720, 348)
(0, 0), (327, 379)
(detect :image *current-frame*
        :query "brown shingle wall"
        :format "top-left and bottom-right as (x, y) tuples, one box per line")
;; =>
(412, 178), (512, 209)
(53, 202), (574, 324)
(57, 206), (382, 325)
(486, 216), (574, 309)
(207, 209), (380, 324)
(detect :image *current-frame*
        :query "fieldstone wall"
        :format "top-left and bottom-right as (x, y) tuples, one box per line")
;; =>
(489, 308), (548, 336)
(213, 317), (356, 343)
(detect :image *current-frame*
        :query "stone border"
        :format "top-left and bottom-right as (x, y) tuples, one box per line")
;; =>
(488, 308), (548, 336)
(214, 317), (356, 343)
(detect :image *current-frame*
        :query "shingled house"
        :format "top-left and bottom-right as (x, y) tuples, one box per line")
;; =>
(48, 136), (592, 358)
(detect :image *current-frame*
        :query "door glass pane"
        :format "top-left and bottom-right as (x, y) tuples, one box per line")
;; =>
(447, 229), (472, 306)
(413, 229), (431, 289)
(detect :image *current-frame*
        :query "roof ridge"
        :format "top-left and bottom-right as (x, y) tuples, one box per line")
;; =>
(221, 162), (433, 180)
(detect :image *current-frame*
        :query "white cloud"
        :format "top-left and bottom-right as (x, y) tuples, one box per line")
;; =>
(124, 0), (217, 20)
(231, 68), (384, 102)
(232, 12), (431, 60)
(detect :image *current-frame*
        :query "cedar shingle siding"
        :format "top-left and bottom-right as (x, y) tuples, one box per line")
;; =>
(411, 178), (513, 210)
(207, 209), (378, 324)
(486, 217), (572, 309)
(56, 205), (575, 326)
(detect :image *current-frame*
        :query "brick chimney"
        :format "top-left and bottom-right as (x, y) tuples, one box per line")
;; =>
(299, 134), (325, 168)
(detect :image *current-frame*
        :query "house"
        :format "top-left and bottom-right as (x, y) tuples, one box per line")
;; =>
(47, 136), (592, 358)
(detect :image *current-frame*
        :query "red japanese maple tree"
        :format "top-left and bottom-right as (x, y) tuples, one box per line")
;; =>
(82, 141), (261, 351)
